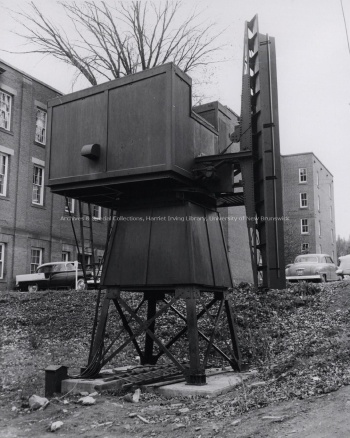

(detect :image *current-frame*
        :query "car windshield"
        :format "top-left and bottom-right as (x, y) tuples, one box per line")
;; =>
(294, 256), (318, 263)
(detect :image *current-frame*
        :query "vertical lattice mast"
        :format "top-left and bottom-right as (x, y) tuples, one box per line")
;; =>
(240, 15), (286, 289)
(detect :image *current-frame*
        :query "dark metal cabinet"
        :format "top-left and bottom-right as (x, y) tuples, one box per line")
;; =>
(47, 63), (218, 204)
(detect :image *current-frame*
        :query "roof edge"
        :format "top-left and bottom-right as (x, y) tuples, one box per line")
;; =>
(0, 58), (63, 95)
(281, 152), (333, 177)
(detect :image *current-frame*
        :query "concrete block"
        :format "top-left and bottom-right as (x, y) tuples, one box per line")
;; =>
(144, 371), (254, 398)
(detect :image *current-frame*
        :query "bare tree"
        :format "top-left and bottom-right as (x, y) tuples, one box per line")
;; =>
(13, 0), (224, 92)
(336, 235), (350, 258)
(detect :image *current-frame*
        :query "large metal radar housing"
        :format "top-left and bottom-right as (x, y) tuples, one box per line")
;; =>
(46, 15), (285, 384)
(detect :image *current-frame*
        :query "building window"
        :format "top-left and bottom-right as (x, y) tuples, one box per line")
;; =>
(300, 193), (308, 208)
(0, 153), (9, 196)
(316, 171), (319, 187)
(301, 219), (309, 234)
(93, 205), (102, 220)
(319, 220), (321, 237)
(330, 205), (333, 221)
(318, 195), (320, 212)
(301, 243), (309, 253)
(62, 251), (70, 262)
(35, 108), (47, 144)
(78, 253), (91, 267)
(32, 166), (44, 205)
(299, 168), (307, 183)
(329, 183), (332, 198)
(65, 198), (75, 214)
(0, 90), (12, 131)
(0, 243), (4, 279)
(30, 248), (42, 273)
(331, 229), (334, 243)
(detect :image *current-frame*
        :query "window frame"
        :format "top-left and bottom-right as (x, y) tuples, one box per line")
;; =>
(30, 247), (42, 274)
(319, 220), (321, 237)
(0, 152), (9, 197)
(301, 242), (309, 253)
(301, 218), (309, 234)
(78, 253), (91, 267)
(62, 251), (70, 262)
(0, 243), (4, 279)
(65, 198), (75, 214)
(0, 90), (12, 131)
(300, 192), (308, 208)
(92, 205), (102, 220)
(299, 168), (307, 183)
(32, 165), (44, 206)
(35, 108), (47, 145)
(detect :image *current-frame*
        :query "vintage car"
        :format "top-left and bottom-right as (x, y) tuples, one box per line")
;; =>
(16, 261), (95, 292)
(285, 254), (339, 283)
(336, 254), (350, 279)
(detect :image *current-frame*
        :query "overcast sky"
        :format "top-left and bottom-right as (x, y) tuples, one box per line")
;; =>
(1, 0), (350, 238)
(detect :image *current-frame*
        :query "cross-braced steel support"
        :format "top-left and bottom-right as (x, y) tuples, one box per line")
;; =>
(86, 287), (242, 385)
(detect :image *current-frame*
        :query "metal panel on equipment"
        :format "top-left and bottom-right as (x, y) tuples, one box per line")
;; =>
(47, 63), (218, 205)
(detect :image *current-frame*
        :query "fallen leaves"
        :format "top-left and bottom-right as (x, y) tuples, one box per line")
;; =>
(231, 281), (350, 408)
(1, 281), (350, 426)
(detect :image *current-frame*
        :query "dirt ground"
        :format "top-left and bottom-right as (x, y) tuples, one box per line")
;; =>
(1, 282), (350, 437)
(1, 382), (350, 437)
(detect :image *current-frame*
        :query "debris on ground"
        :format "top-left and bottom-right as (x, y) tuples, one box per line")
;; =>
(28, 395), (49, 411)
(50, 421), (63, 432)
(262, 415), (285, 422)
(137, 414), (150, 423)
(78, 396), (96, 406)
(124, 388), (141, 403)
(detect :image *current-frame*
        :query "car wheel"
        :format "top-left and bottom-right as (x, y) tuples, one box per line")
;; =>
(28, 284), (38, 292)
(76, 278), (87, 291)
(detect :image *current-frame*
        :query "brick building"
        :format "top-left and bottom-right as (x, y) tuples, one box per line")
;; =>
(0, 59), (108, 291)
(282, 153), (336, 264)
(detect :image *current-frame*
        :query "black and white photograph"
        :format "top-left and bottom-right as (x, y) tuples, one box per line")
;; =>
(1, 0), (350, 436)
